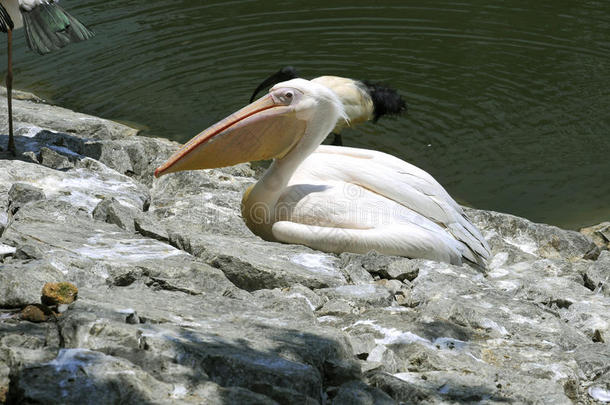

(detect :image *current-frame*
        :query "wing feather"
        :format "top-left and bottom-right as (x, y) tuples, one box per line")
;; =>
(293, 145), (491, 263)
(21, 2), (94, 55)
(0, 3), (14, 32)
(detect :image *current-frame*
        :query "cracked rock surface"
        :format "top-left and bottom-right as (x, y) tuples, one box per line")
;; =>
(1, 89), (609, 404)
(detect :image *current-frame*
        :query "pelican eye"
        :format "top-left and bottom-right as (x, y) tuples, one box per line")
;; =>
(271, 87), (301, 105)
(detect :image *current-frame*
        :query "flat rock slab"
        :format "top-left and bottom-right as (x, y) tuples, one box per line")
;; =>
(0, 94), (137, 141)
(0, 159), (149, 214)
(466, 208), (598, 262)
(171, 232), (346, 291)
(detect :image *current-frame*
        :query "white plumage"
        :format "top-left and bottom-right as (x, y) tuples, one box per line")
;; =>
(277, 145), (490, 265)
(155, 78), (490, 266)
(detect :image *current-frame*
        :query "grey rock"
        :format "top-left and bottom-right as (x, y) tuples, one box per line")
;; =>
(580, 221), (610, 251)
(0, 211), (7, 235)
(375, 279), (403, 295)
(39, 146), (74, 170)
(583, 250), (610, 296)
(0, 360), (8, 403)
(8, 182), (45, 214)
(134, 215), (170, 243)
(150, 166), (255, 238)
(366, 345), (399, 374)
(340, 253), (376, 285)
(348, 333), (378, 359)
(0, 159), (149, 216)
(317, 299), (357, 317)
(11, 349), (175, 404)
(316, 284), (394, 307)
(283, 284), (325, 311)
(2, 88), (610, 404)
(332, 380), (396, 405)
(587, 372), (610, 403)
(0, 91), (138, 141)
(0, 260), (64, 307)
(384, 261), (421, 282)
(366, 369), (573, 405)
(0, 316), (60, 370)
(14, 243), (44, 260)
(171, 232), (346, 291)
(92, 197), (139, 231)
(574, 343), (610, 381)
(0, 243), (16, 259)
(467, 208), (598, 262)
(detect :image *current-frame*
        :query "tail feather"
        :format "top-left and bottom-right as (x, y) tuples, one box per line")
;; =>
(0, 3), (14, 33)
(22, 3), (94, 55)
(362, 81), (407, 122)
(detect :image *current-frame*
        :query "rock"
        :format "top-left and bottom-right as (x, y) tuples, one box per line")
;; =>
(0, 360), (9, 403)
(467, 208), (599, 262)
(583, 250), (610, 297)
(375, 279), (403, 295)
(134, 215), (169, 243)
(20, 305), (50, 323)
(0, 243), (16, 259)
(580, 221), (610, 251)
(331, 380), (396, 405)
(0, 159), (149, 216)
(92, 197), (138, 231)
(8, 182), (45, 214)
(0, 91), (138, 141)
(394, 287), (414, 308)
(41, 282), (78, 306)
(316, 285), (394, 307)
(150, 167), (255, 238)
(2, 88), (610, 404)
(588, 384), (610, 403)
(38, 146), (74, 170)
(317, 299), (357, 317)
(0, 212), (7, 235)
(0, 260), (64, 308)
(339, 253), (376, 285)
(171, 232), (346, 291)
(11, 349), (175, 404)
(14, 243), (44, 260)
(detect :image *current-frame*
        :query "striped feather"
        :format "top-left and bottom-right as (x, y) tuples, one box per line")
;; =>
(21, 2), (94, 55)
(0, 2), (14, 32)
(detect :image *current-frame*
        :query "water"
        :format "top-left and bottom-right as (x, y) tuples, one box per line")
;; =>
(2, 0), (609, 229)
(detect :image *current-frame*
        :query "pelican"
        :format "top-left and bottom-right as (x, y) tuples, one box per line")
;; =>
(155, 79), (490, 266)
(249, 66), (406, 146)
(1, 0), (94, 156)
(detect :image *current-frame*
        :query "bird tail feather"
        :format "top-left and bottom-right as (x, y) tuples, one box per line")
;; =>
(0, 3), (14, 33)
(22, 3), (94, 55)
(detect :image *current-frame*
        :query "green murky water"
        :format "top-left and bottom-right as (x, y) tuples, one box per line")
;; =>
(2, 0), (609, 229)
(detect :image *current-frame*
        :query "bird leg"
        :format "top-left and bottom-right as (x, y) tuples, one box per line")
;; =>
(330, 133), (343, 146)
(6, 28), (15, 156)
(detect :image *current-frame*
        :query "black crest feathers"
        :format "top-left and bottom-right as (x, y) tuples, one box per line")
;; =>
(362, 81), (407, 122)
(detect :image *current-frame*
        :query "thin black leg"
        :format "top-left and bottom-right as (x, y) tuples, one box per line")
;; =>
(330, 133), (343, 146)
(6, 28), (15, 156)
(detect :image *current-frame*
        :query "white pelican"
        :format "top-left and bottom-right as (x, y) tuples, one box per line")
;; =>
(249, 66), (406, 146)
(1, 0), (94, 155)
(155, 79), (490, 266)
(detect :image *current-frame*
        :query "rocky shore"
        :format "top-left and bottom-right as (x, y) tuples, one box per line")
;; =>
(0, 88), (609, 404)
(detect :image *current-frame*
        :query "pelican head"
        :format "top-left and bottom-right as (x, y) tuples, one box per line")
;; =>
(155, 78), (346, 177)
